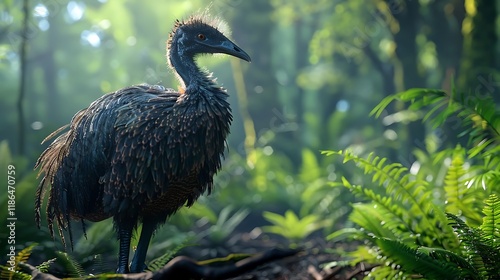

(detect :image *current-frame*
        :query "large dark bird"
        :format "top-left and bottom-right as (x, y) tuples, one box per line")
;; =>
(35, 15), (250, 273)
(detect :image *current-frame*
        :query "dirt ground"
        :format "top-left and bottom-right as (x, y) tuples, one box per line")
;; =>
(181, 231), (371, 280)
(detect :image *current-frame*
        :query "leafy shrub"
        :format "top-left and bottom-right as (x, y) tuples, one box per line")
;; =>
(327, 87), (500, 279)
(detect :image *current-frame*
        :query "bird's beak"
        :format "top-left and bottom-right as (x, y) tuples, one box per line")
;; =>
(216, 40), (251, 62)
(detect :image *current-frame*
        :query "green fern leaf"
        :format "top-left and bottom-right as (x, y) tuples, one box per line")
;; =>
(367, 265), (406, 280)
(443, 147), (483, 225)
(447, 214), (488, 278)
(349, 203), (401, 240)
(371, 87), (500, 160)
(0, 243), (37, 280)
(14, 244), (36, 271)
(416, 247), (481, 279)
(480, 194), (500, 246)
(0, 266), (31, 280)
(146, 239), (193, 272)
(36, 258), (56, 273)
(54, 251), (85, 277)
(327, 150), (457, 249)
(375, 238), (462, 279)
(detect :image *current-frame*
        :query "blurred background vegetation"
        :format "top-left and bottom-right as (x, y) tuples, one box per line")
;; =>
(1, 0), (499, 277)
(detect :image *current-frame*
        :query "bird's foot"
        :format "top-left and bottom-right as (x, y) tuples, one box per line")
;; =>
(129, 262), (148, 273)
(116, 265), (130, 274)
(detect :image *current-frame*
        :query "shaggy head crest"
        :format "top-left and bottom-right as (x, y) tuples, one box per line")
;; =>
(166, 14), (230, 52)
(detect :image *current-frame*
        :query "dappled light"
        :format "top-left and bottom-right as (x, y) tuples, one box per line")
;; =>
(1, 0), (500, 279)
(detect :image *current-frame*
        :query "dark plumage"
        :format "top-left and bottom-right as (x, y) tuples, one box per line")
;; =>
(35, 15), (250, 273)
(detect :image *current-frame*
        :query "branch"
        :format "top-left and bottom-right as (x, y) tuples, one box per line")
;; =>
(19, 248), (300, 280)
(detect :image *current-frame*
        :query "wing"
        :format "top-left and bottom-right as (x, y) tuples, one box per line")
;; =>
(100, 86), (232, 221)
(35, 84), (177, 244)
(98, 85), (184, 218)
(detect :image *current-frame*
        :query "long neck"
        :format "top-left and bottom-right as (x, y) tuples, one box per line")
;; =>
(168, 38), (205, 90)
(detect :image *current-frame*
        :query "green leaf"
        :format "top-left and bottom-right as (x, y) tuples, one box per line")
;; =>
(375, 238), (462, 279)
(262, 210), (324, 242)
(479, 194), (500, 246)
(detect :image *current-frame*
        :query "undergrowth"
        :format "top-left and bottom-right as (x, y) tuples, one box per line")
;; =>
(326, 87), (500, 279)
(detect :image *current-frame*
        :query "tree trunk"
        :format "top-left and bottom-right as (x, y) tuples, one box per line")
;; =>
(391, 0), (426, 165)
(458, 0), (498, 103)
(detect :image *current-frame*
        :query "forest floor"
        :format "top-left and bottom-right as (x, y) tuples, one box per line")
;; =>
(180, 230), (370, 280)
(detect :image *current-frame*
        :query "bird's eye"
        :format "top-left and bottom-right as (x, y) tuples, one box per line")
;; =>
(197, 34), (206, 40)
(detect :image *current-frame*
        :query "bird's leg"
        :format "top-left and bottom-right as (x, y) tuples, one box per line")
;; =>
(117, 223), (133, 274)
(130, 219), (156, 273)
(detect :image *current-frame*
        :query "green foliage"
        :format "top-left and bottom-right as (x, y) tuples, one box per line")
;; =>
(479, 194), (500, 244)
(36, 258), (57, 273)
(375, 238), (463, 279)
(0, 267), (31, 280)
(371, 88), (500, 160)
(324, 149), (457, 250)
(262, 210), (324, 243)
(197, 206), (250, 246)
(443, 147), (484, 225)
(54, 251), (85, 277)
(327, 86), (500, 279)
(447, 213), (498, 279)
(146, 239), (193, 272)
(0, 243), (36, 280)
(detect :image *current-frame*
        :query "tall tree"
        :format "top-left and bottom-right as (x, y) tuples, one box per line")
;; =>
(459, 0), (498, 102)
(17, 0), (29, 155)
(391, 0), (427, 164)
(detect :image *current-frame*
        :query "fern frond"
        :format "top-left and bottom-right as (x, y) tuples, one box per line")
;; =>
(370, 88), (500, 159)
(146, 239), (193, 272)
(447, 214), (488, 278)
(444, 147), (483, 225)
(0, 266), (31, 280)
(375, 238), (462, 279)
(36, 258), (56, 273)
(14, 244), (37, 272)
(479, 194), (500, 246)
(366, 265), (405, 280)
(466, 155), (500, 194)
(416, 247), (481, 279)
(326, 150), (457, 250)
(344, 245), (381, 267)
(444, 148), (467, 215)
(0, 243), (37, 279)
(348, 203), (401, 241)
(54, 251), (85, 277)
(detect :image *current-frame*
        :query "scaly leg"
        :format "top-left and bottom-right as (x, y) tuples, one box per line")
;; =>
(130, 219), (156, 273)
(116, 223), (133, 274)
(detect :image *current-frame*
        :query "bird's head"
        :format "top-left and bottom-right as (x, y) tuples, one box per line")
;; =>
(167, 16), (251, 62)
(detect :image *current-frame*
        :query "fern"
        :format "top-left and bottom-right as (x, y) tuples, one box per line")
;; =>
(371, 88), (500, 161)
(327, 86), (500, 279)
(324, 150), (458, 250)
(467, 155), (500, 192)
(0, 244), (36, 280)
(0, 267), (31, 280)
(347, 203), (400, 241)
(416, 246), (480, 279)
(367, 265), (405, 279)
(146, 239), (193, 272)
(54, 251), (85, 277)
(477, 194), (500, 277)
(36, 258), (56, 273)
(375, 238), (463, 279)
(444, 146), (484, 225)
(480, 194), (500, 246)
(447, 214), (494, 279)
